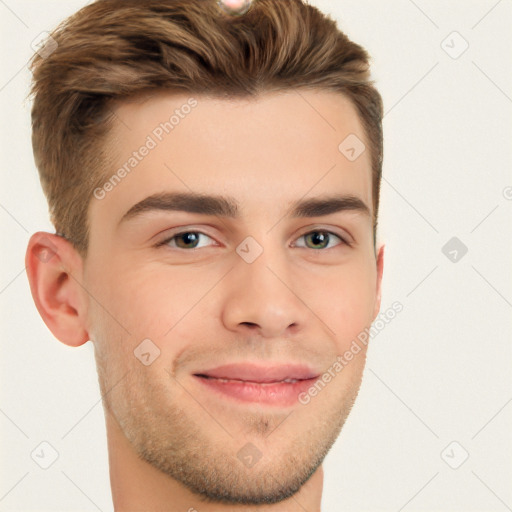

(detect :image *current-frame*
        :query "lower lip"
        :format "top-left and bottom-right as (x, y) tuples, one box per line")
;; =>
(193, 376), (319, 407)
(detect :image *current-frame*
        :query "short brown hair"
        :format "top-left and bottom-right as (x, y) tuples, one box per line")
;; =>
(29, 0), (383, 256)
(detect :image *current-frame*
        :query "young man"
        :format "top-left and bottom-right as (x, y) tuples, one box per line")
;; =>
(25, 0), (384, 510)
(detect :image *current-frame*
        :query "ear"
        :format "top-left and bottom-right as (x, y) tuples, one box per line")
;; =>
(372, 243), (385, 321)
(25, 232), (90, 347)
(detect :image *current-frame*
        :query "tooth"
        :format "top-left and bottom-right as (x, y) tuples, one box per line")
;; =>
(210, 377), (300, 384)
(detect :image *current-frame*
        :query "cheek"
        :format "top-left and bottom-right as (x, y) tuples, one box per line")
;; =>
(101, 265), (216, 340)
(314, 263), (377, 343)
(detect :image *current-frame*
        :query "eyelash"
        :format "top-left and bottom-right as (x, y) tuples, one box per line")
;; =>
(154, 229), (352, 251)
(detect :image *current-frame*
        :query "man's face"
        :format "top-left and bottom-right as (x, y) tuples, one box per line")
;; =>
(82, 90), (383, 504)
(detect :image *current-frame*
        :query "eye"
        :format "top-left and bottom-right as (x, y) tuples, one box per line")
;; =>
(155, 228), (351, 251)
(156, 231), (216, 250)
(293, 230), (349, 250)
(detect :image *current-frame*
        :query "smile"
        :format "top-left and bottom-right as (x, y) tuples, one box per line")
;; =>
(193, 363), (320, 407)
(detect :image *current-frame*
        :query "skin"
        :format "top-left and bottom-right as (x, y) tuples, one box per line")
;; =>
(26, 89), (384, 511)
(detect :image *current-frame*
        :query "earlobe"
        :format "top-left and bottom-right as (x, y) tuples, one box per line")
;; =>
(25, 232), (90, 347)
(373, 243), (385, 320)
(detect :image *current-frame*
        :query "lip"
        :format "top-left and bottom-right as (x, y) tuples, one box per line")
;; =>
(195, 363), (319, 382)
(193, 363), (320, 407)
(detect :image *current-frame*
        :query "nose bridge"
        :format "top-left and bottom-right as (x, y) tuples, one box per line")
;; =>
(221, 238), (307, 337)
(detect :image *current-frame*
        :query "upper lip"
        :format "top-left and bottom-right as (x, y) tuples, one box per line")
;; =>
(194, 363), (320, 383)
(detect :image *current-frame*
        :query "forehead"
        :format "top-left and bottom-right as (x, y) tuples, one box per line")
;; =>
(90, 89), (373, 228)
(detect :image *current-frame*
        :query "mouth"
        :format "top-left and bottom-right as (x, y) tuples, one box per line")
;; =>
(192, 363), (320, 407)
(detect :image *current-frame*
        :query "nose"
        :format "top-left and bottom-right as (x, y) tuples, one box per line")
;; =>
(220, 246), (309, 339)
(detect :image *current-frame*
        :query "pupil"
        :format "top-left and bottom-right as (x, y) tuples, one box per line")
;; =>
(309, 232), (327, 249)
(179, 233), (198, 248)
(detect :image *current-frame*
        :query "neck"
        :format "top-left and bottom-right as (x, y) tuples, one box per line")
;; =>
(105, 411), (324, 512)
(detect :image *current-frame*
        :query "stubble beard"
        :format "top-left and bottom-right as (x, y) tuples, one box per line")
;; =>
(99, 357), (365, 505)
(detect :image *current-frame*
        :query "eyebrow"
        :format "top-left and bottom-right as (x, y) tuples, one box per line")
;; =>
(118, 191), (371, 226)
